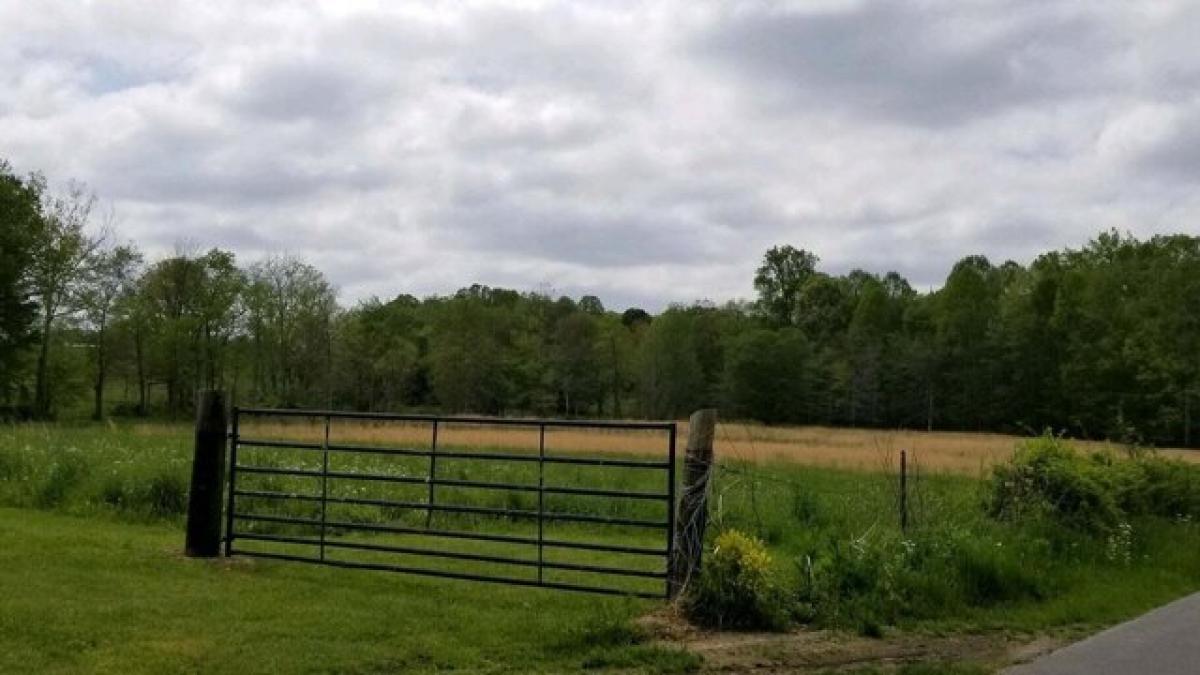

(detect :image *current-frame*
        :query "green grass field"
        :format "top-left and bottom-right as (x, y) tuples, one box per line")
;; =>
(0, 507), (697, 674)
(3, 422), (1200, 673)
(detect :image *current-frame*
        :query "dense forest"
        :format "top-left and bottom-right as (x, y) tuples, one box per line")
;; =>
(2, 161), (1198, 446)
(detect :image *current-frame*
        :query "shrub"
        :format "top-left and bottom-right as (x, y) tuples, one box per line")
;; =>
(988, 433), (1200, 534)
(987, 434), (1121, 533)
(686, 529), (791, 630)
(1114, 455), (1200, 520)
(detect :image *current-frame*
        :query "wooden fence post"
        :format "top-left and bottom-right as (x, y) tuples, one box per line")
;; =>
(899, 449), (909, 533)
(185, 390), (227, 558)
(669, 408), (717, 599)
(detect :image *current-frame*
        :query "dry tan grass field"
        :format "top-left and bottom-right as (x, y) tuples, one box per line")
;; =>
(135, 415), (1200, 476)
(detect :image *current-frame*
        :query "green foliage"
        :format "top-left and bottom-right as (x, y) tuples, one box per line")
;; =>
(638, 310), (705, 418)
(136, 249), (247, 415)
(723, 328), (813, 424)
(8, 152), (1200, 448)
(135, 468), (189, 517)
(36, 449), (89, 508)
(1112, 454), (1200, 520)
(0, 444), (24, 481)
(988, 434), (1200, 533)
(0, 162), (43, 402)
(795, 526), (1049, 632)
(243, 255), (336, 408)
(427, 290), (522, 414)
(988, 434), (1124, 533)
(687, 529), (792, 630)
(754, 245), (818, 327)
(4, 157), (1200, 443)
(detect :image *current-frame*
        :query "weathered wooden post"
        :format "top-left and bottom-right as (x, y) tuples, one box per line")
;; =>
(185, 390), (227, 558)
(899, 449), (909, 533)
(669, 408), (717, 599)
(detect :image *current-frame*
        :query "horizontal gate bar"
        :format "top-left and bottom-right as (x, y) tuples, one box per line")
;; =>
(233, 489), (668, 529)
(233, 532), (666, 579)
(236, 438), (670, 469)
(235, 512), (323, 527)
(231, 512), (668, 556)
(236, 407), (675, 430)
(236, 465), (323, 478)
(229, 548), (666, 598)
(233, 464), (670, 501)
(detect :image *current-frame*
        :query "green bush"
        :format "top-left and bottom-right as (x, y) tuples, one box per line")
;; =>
(687, 529), (791, 630)
(987, 434), (1122, 533)
(1113, 455), (1200, 520)
(988, 433), (1200, 534)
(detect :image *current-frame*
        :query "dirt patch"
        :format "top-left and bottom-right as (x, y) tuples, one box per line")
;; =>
(638, 610), (1068, 673)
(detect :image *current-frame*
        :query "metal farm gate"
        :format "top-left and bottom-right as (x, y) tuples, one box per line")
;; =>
(224, 408), (677, 598)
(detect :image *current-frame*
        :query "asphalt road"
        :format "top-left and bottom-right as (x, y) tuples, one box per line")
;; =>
(1004, 592), (1200, 674)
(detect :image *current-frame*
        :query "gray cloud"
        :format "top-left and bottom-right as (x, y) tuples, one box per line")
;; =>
(0, 0), (1197, 309)
(1130, 107), (1200, 183)
(693, 1), (1124, 127)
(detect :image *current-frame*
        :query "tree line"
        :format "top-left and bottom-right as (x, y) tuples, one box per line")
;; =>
(2, 161), (1197, 446)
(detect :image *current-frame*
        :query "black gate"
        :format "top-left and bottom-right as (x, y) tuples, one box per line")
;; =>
(224, 408), (677, 598)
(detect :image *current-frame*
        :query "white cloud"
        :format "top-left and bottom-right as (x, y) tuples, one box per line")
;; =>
(1, 0), (1198, 310)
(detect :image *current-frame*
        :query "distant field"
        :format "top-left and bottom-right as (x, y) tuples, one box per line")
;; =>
(711, 424), (1200, 474)
(130, 416), (1200, 476)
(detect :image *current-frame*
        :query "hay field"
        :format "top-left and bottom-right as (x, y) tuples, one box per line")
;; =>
(137, 416), (1200, 475)
(712, 424), (1198, 474)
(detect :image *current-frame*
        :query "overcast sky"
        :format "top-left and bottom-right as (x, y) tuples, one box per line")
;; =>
(3, 1), (1198, 310)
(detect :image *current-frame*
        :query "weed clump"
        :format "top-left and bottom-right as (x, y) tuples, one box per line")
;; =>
(134, 469), (189, 517)
(36, 450), (89, 508)
(794, 526), (1046, 633)
(0, 444), (27, 482)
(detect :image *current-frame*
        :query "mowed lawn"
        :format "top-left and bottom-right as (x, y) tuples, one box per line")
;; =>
(0, 507), (692, 674)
